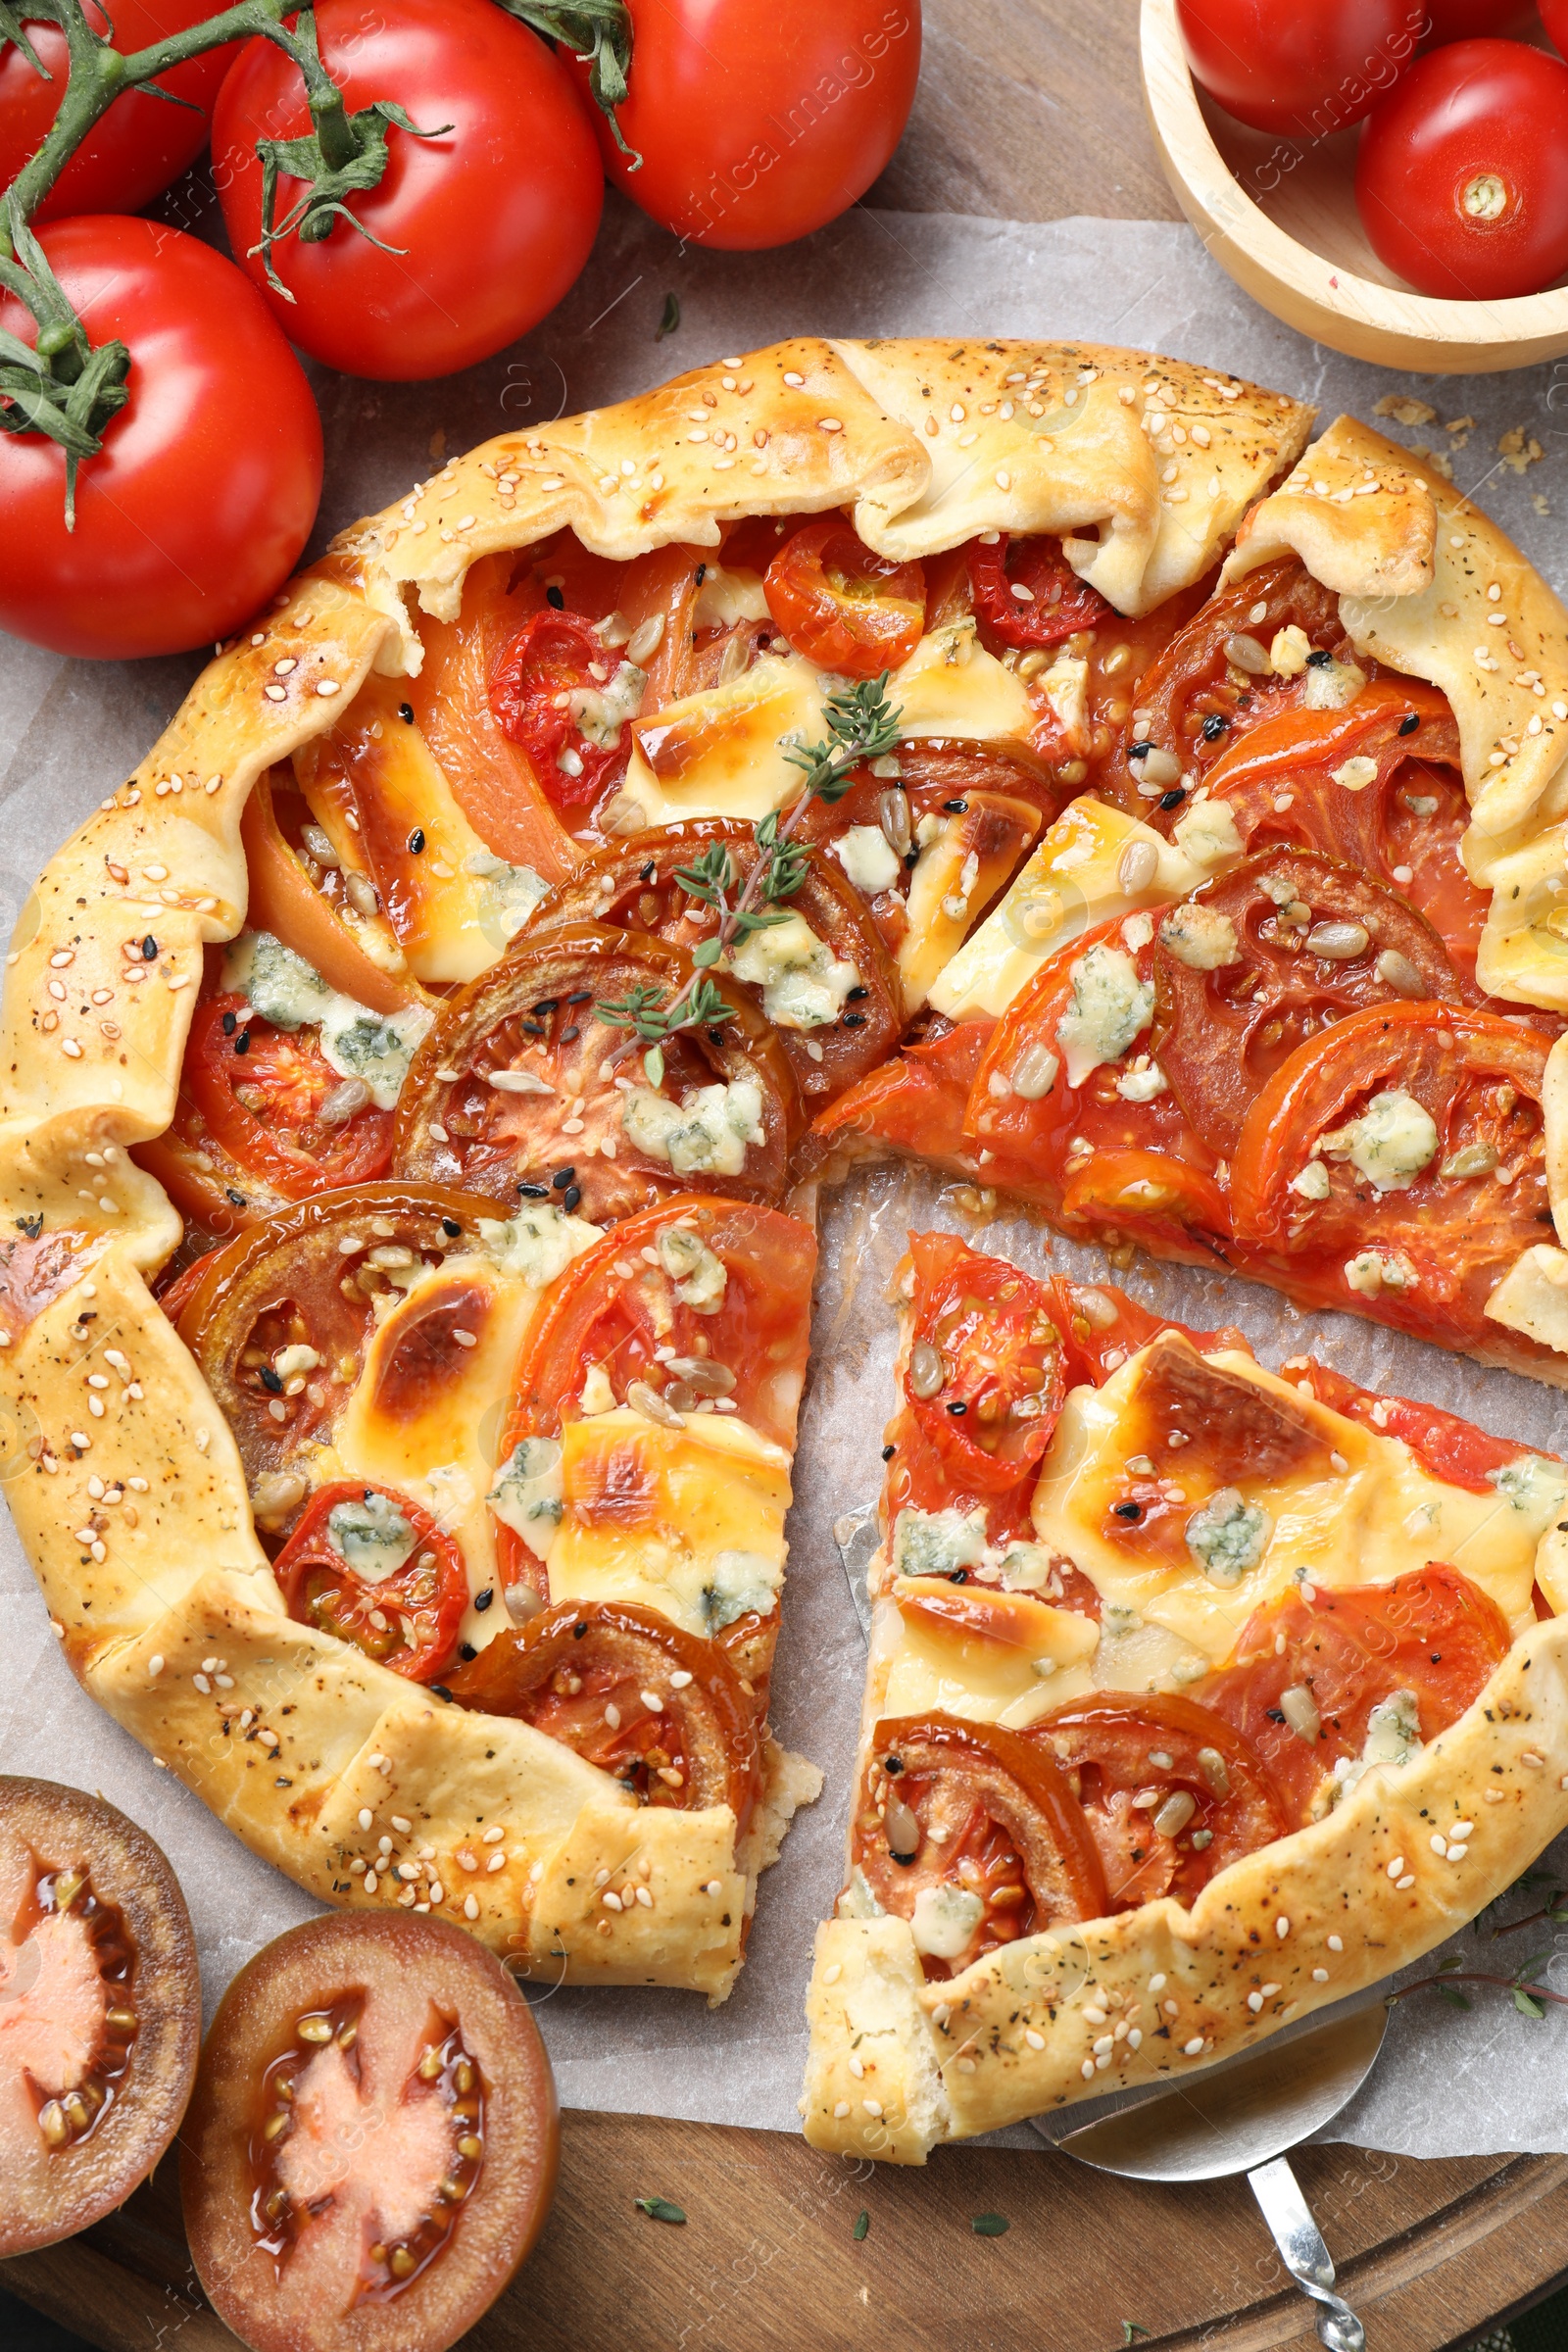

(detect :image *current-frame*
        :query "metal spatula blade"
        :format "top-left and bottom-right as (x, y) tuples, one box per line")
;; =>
(1054, 2003), (1387, 2351)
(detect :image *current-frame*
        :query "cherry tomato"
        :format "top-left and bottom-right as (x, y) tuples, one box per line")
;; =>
(1199, 1567), (1511, 1823)
(903, 1232), (1067, 1494)
(448, 1599), (762, 1834)
(0, 219), (320, 661)
(1355, 40), (1568, 300)
(489, 611), (633, 810)
(0, 1778), (200, 2258)
(1176, 0), (1423, 134)
(0, 3), (236, 221)
(172, 991), (395, 1205)
(763, 520), (926, 678)
(213, 0), (603, 379)
(182, 1913), (557, 2352)
(968, 533), (1112, 653)
(1424, 1), (1534, 40)
(275, 1479), (468, 1680)
(1545, 0), (1568, 60)
(579, 0), (921, 250)
(852, 1713), (1106, 1978)
(1027, 1692), (1291, 1911)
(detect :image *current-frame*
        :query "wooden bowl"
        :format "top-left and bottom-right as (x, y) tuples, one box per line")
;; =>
(1140, 0), (1568, 373)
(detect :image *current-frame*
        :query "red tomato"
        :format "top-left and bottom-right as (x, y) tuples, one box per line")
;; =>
(0, 218), (320, 660)
(0, 2), (236, 222)
(968, 534), (1111, 652)
(1424, 1), (1534, 44)
(181, 993), (395, 1199)
(903, 1232), (1067, 1494)
(581, 0), (921, 250)
(1176, 0), (1424, 134)
(489, 611), (629, 808)
(763, 520), (925, 677)
(276, 1480), (468, 1682)
(1545, 0), (1568, 59)
(213, 0), (603, 379)
(1295, 1360), (1551, 1494)
(1355, 40), (1568, 300)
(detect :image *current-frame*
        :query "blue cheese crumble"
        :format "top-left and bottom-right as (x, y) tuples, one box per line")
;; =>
(1184, 1487), (1271, 1585)
(622, 1078), (764, 1177)
(1319, 1090), (1439, 1192)
(1055, 943), (1154, 1088)
(726, 910), (858, 1029)
(325, 1490), (416, 1579)
(223, 930), (432, 1109)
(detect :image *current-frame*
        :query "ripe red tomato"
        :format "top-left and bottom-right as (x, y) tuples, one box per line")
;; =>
(1423, 1), (1533, 42)
(1176, 0), (1424, 135)
(213, 0), (603, 380)
(0, 217), (320, 661)
(763, 519), (925, 676)
(0, 1), (236, 222)
(580, 0), (921, 250)
(1545, 0), (1568, 59)
(1355, 39), (1568, 300)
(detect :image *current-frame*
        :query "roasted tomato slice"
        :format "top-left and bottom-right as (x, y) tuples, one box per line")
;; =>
(274, 1481), (468, 1683)
(489, 608), (637, 810)
(1103, 557), (1365, 808)
(187, 991), (395, 1192)
(393, 924), (799, 1222)
(526, 821), (903, 1102)
(903, 1233), (1067, 1494)
(1229, 1003), (1554, 1346)
(181, 1912), (557, 2352)
(967, 531), (1112, 651)
(1152, 850), (1465, 1159)
(1290, 1358), (1550, 1494)
(809, 1011), (993, 1178)
(762, 518), (925, 678)
(240, 770), (425, 1014)
(447, 1599), (761, 1836)
(1024, 1692), (1292, 1912)
(0, 1778), (199, 2258)
(1197, 1567), (1512, 1825)
(852, 1714), (1107, 1980)
(177, 1183), (500, 1528)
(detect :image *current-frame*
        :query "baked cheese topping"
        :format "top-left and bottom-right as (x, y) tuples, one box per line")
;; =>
(873, 1575), (1100, 1727)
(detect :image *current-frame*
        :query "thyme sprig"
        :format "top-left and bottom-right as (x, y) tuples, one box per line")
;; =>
(1392, 1944), (1568, 2020)
(596, 670), (902, 1049)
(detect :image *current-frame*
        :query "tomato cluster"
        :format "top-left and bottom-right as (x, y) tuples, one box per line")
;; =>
(1177, 0), (1568, 300)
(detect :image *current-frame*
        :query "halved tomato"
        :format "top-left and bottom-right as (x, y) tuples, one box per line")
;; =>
(526, 821), (903, 1101)
(1152, 850), (1464, 1158)
(275, 1481), (468, 1683)
(763, 519), (925, 678)
(1229, 1002), (1554, 1346)
(967, 532), (1112, 652)
(1103, 558), (1364, 809)
(490, 610), (636, 811)
(178, 1184), (499, 1520)
(851, 1713), (1107, 1980)
(1025, 1691), (1292, 1911)
(447, 1599), (761, 1835)
(392, 925), (799, 1221)
(1197, 1567), (1512, 1824)
(903, 1233), (1067, 1494)
(187, 992), (394, 1194)
(181, 1912), (557, 2352)
(0, 1779), (200, 2258)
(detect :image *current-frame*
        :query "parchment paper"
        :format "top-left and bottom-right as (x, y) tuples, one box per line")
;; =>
(5, 198), (1568, 2158)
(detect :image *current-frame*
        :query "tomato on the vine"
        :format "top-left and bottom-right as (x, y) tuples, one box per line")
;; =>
(213, 0), (604, 379)
(0, 2), (236, 222)
(1355, 40), (1568, 301)
(1176, 0), (1423, 134)
(580, 0), (921, 250)
(0, 217), (321, 660)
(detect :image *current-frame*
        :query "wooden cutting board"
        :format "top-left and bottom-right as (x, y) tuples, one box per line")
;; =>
(7, 4), (1566, 2348)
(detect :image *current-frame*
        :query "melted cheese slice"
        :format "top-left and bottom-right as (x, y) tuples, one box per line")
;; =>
(928, 797), (1213, 1020)
(621, 622), (1043, 831)
(874, 1577), (1098, 1727)
(322, 1228), (598, 1648)
(898, 797), (1042, 1011)
(1484, 1243), (1568, 1357)
(1032, 1341), (1545, 1662)
(546, 1406), (792, 1639)
(1472, 822), (1568, 1014)
(296, 674), (547, 986)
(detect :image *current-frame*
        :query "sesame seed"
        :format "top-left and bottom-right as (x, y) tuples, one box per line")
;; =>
(1080, 2058), (1095, 2080)
(464, 1893), (479, 1919)
(704, 1879), (722, 1896)
(1312, 1967), (1329, 1982)
(1149, 1973), (1166, 1992)
(1386, 1857), (1404, 1879)
(486, 1851), (507, 1873)
(61, 1039), (83, 1058)
(1396, 1874), (1415, 1888)
(482, 1824), (505, 1842)
(1024, 2028), (1045, 2049)
(316, 679), (341, 697)
(1183, 2036), (1204, 2055)
(602, 1889), (622, 1910)
(834, 2099), (851, 2117)
(1523, 1751), (1545, 1768)
(1276, 1916), (1290, 1937)
(862, 2098), (883, 2116)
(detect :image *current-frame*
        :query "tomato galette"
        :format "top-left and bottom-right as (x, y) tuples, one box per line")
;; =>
(3, 338), (1568, 2014)
(801, 1235), (1568, 2161)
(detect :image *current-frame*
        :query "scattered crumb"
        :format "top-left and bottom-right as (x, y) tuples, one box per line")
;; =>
(1499, 426), (1544, 473)
(1375, 393), (1437, 427)
(1535, 492), (1553, 517)
(428, 427), (447, 461)
(1444, 415), (1476, 448)
(1410, 445), (1454, 481)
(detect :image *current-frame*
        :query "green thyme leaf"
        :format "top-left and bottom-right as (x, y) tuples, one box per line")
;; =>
(635, 2194), (687, 2224)
(853, 2209), (869, 2241)
(970, 2212), (1008, 2236)
(690, 936), (722, 968)
(642, 1045), (664, 1090)
(1514, 1987), (1546, 2019)
(1437, 1985), (1471, 2010)
(657, 289), (680, 338)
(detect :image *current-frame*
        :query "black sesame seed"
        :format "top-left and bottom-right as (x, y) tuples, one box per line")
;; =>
(517, 1182), (550, 1200)
(1158, 787), (1187, 811)
(566, 990), (592, 1004)
(545, 584), (565, 610)
(947, 1399), (967, 1415)
(881, 1444), (896, 1460)
(408, 828), (425, 855)
(234, 1031), (251, 1054)
(225, 1190), (247, 1208)
(474, 1588), (494, 1612)
(142, 935), (158, 959)
(707, 1026), (726, 1045)
(1129, 740), (1156, 760)
(564, 1185), (582, 1210)
(640, 862), (657, 883)
(1200, 713), (1229, 743)
(533, 999), (559, 1016)
(573, 1620), (588, 1639)
(275, 1777), (293, 1788)
(890, 1850), (915, 1867)
(551, 1167), (576, 1189)
(561, 1025), (581, 1043)
(1113, 1500), (1142, 1520)
(398, 702), (415, 724)
(943, 798), (968, 813)
(431, 1685), (454, 1702)
(847, 985), (869, 1001)
(905, 848), (919, 868)
(1398, 713), (1420, 735)
(1305, 649), (1333, 668)
(259, 1366), (283, 1395)
(221, 1010), (237, 1035)
(883, 1755), (903, 1775)
(695, 563), (707, 586)
(459, 1642), (477, 1661)
(946, 1568), (969, 1584)
(1265, 1705), (1287, 1723)
(441, 1217), (462, 1237)
(519, 1020), (546, 1037)
(842, 1012), (867, 1028)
